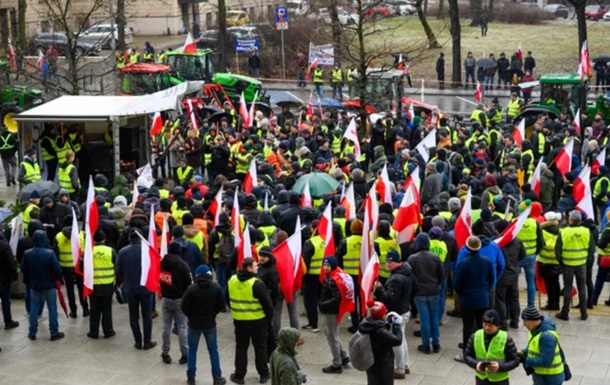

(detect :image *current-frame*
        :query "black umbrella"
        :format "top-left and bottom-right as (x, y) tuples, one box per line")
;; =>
(476, 58), (498, 69)
(276, 100), (302, 109)
(199, 105), (221, 116)
(593, 55), (610, 62)
(502, 68), (523, 82)
(207, 111), (231, 124)
(252, 102), (272, 118)
(17, 180), (60, 201)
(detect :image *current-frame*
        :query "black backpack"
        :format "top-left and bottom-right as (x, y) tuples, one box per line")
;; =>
(217, 232), (234, 264)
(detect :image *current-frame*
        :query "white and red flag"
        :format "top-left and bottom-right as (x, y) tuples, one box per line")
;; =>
(396, 53), (404, 70)
(474, 82), (483, 103)
(495, 206), (532, 248)
(139, 207), (161, 293)
(572, 165), (590, 203)
(360, 252), (379, 317)
(342, 118), (361, 159)
(82, 176), (99, 299)
(340, 182), (357, 219)
(274, 216), (305, 303)
(376, 164), (392, 206)
(183, 33), (197, 54)
(573, 108), (581, 135)
(512, 119), (525, 149)
(306, 91), (314, 117)
(239, 92), (249, 128)
(246, 91), (259, 128)
(578, 40), (591, 80)
(7, 39), (16, 69)
(592, 147), (606, 175)
(237, 221), (253, 270)
(208, 187), (224, 226)
(415, 129), (436, 163)
(454, 188), (472, 249)
(185, 98), (199, 130)
(160, 213), (169, 258)
(517, 43), (523, 62)
(149, 111), (163, 137)
(232, 189), (242, 248)
(300, 180), (312, 208)
(576, 189), (595, 220)
(36, 49), (45, 70)
(305, 58), (318, 81)
(529, 159), (544, 196)
(318, 202), (335, 257)
(555, 138), (574, 177)
(243, 159), (257, 194)
(393, 183), (420, 244)
(70, 207), (81, 266)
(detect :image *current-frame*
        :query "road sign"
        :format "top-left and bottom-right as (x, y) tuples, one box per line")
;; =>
(235, 38), (259, 53)
(275, 6), (288, 30)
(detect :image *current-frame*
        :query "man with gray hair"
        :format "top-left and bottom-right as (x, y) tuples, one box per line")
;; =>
(555, 210), (595, 321)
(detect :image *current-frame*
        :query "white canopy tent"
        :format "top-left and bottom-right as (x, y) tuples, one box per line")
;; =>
(14, 81), (204, 177)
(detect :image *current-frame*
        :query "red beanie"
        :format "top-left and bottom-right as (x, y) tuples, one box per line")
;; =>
(367, 299), (387, 320)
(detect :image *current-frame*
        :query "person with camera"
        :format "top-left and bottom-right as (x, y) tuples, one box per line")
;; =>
(464, 309), (520, 385)
(269, 327), (307, 385)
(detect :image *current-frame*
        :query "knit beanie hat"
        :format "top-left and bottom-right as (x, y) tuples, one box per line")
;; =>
(521, 306), (542, 321)
(466, 236), (482, 251)
(482, 309), (501, 326)
(518, 199), (532, 213)
(448, 197), (461, 212)
(367, 299), (388, 320)
(195, 264), (212, 277)
(386, 250), (401, 263)
(323, 256), (338, 271)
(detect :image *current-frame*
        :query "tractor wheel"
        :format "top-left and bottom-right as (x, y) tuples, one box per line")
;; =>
(0, 105), (23, 133)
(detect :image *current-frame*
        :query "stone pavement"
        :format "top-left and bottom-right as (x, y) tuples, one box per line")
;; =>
(1, 171), (610, 385)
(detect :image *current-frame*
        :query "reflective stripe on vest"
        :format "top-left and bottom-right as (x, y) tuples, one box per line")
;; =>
(343, 235), (362, 276)
(331, 68), (342, 83)
(0, 133), (13, 150)
(335, 218), (346, 238)
(507, 99), (520, 117)
(313, 69), (324, 83)
(537, 132), (546, 155)
(517, 218), (538, 255)
(58, 164), (77, 193)
(93, 245), (115, 285)
(54, 138), (68, 163)
(258, 225), (276, 239)
(559, 226), (590, 266)
(594, 176), (610, 202)
(186, 231), (204, 252)
(56, 231), (84, 268)
(308, 236), (325, 275)
(598, 228), (610, 256)
(177, 166), (194, 185)
(39, 136), (55, 161)
(228, 276), (265, 321)
(538, 230), (558, 265)
(527, 330), (563, 376)
(21, 161), (42, 184)
(377, 237), (397, 278)
(474, 329), (510, 382)
(430, 239), (448, 263)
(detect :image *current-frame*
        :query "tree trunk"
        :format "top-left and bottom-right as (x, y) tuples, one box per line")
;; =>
(329, 0), (342, 66)
(424, 0), (429, 15)
(470, 0), (482, 26)
(116, 0), (126, 52)
(448, 0), (462, 88)
(355, 0), (368, 136)
(438, 0), (445, 19)
(181, 2), (190, 33)
(416, 0), (440, 48)
(217, 0), (227, 72)
(488, 0), (494, 21)
(573, 2), (587, 50)
(18, 0), (27, 51)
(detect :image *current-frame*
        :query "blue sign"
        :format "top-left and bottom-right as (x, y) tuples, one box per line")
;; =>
(275, 6), (288, 30)
(235, 38), (259, 53)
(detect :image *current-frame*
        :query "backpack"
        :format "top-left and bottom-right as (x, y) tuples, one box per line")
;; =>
(348, 331), (374, 371)
(217, 232), (234, 264)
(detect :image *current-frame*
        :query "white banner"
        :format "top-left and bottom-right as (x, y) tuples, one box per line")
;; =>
(308, 42), (334, 66)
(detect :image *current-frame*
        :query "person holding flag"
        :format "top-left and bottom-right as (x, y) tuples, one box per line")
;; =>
(515, 201), (543, 308)
(319, 256), (353, 374)
(336, 219), (364, 334)
(538, 212), (563, 311)
(301, 219), (326, 333)
(87, 230), (117, 339)
(373, 249), (416, 379)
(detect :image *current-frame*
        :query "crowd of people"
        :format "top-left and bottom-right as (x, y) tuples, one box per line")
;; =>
(3, 92), (609, 385)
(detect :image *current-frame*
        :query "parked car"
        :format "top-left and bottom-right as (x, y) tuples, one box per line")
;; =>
(81, 24), (134, 49)
(585, 5), (607, 20)
(226, 10), (249, 27)
(32, 32), (102, 56)
(316, 7), (359, 25)
(364, 5), (392, 20)
(543, 4), (569, 19)
(387, 0), (417, 16)
(603, 9), (610, 21)
(286, 0), (309, 16)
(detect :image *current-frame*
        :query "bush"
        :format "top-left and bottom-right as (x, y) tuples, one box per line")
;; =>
(493, 3), (555, 25)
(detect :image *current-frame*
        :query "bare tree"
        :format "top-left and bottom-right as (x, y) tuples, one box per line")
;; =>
(566, 0), (587, 49)
(116, 0), (126, 52)
(470, 0), (482, 26)
(18, 0), (27, 51)
(327, 0), (343, 66)
(448, 0), (461, 87)
(415, 0), (441, 48)
(438, 0), (445, 20)
(217, 0), (227, 72)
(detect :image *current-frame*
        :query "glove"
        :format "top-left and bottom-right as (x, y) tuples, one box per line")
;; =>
(296, 371), (307, 383)
(392, 314), (403, 325)
(386, 311), (401, 324)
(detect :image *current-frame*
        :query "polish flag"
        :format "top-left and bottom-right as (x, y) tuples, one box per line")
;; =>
(415, 128), (437, 163)
(318, 202), (335, 257)
(329, 268), (356, 323)
(317, 96), (324, 118)
(396, 53), (404, 70)
(70, 208), (81, 266)
(239, 92), (249, 128)
(393, 183), (420, 244)
(274, 216), (305, 303)
(529, 159), (544, 196)
(8, 214), (23, 255)
(454, 188), (472, 249)
(573, 108), (581, 135)
(555, 138), (574, 177)
(7, 39), (16, 69)
(149, 111), (164, 137)
(264, 192), (269, 212)
(360, 252), (379, 317)
(576, 189), (595, 220)
(237, 221), (253, 269)
(495, 206), (532, 248)
(139, 207), (161, 293)
(342, 118), (361, 159)
(82, 176), (99, 299)
(405, 165), (421, 212)
(407, 103), (415, 122)
(474, 82), (483, 103)
(512, 119), (525, 149)
(232, 189), (242, 249)
(186, 98), (199, 130)
(183, 32), (197, 54)
(300, 180), (312, 208)
(243, 159), (257, 194)
(376, 164), (392, 206)
(517, 43), (523, 62)
(578, 40), (591, 80)
(247, 91), (259, 128)
(305, 58), (318, 81)
(307, 91), (314, 117)
(340, 183), (357, 219)
(592, 147), (606, 176)
(573, 165), (590, 203)
(208, 187), (224, 226)
(36, 49), (45, 70)
(160, 213), (169, 258)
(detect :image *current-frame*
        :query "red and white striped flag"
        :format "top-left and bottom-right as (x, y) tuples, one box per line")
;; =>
(131, 181), (139, 209)
(237, 221), (252, 269)
(318, 202), (335, 257)
(407, 103), (415, 122)
(300, 180), (312, 208)
(307, 91), (314, 117)
(512, 119), (525, 149)
(573, 165), (590, 203)
(495, 206), (532, 248)
(139, 207), (161, 293)
(183, 33), (197, 54)
(247, 91), (259, 128)
(360, 252), (379, 317)
(243, 158), (257, 194)
(239, 92), (249, 128)
(317, 96), (324, 118)
(592, 147), (606, 176)
(209, 187), (224, 226)
(393, 182), (420, 245)
(340, 182), (357, 219)
(149, 111), (164, 137)
(376, 164), (392, 206)
(36, 49), (45, 70)
(185, 98), (199, 130)
(232, 189), (242, 249)
(555, 137), (574, 177)
(274, 216), (305, 303)
(454, 188), (472, 249)
(160, 213), (169, 258)
(578, 40), (591, 81)
(573, 108), (581, 135)
(83, 176), (99, 299)
(7, 39), (16, 69)
(474, 81), (483, 103)
(529, 159), (544, 196)
(342, 118), (361, 160)
(576, 189), (595, 220)
(517, 43), (523, 62)
(305, 58), (318, 81)
(70, 208), (81, 266)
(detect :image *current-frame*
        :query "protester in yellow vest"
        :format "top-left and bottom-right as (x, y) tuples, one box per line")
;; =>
(337, 219), (363, 333)
(176, 158), (194, 187)
(57, 150), (80, 201)
(22, 190), (41, 232)
(519, 306), (567, 383)
(302, 220), (326, 332)
(555, 210), (595, 321)
(463, 309), (520, 382)
(538, 212), (562, 311)
(18, 148), (42, 187)
(88, 230), (117, 339)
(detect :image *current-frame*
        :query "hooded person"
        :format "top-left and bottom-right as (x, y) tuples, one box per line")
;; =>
(270, 327), (307, 385)
(181, 264), (227, 385)
(110, 195), (132, 231)
(58, 188), (81, 219)
(242, 193), (262, 224)
(182, 213), (208, 264)
(207, 211), (234, 296)
(257, 246), (282, 359)
(370, 145), (387, 174)
(110, 174), (131, 201)
(357, 300), (404, 385)
(170, 225), (204, 278)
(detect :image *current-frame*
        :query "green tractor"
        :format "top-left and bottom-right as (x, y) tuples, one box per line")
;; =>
(516, 73), (610, 133)
(0, 60), (43, 133)
(116, 63), (179, 95)
(164, 48), (269, 105)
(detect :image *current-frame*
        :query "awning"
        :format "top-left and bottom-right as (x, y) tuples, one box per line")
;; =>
(14, 81), (205, 122)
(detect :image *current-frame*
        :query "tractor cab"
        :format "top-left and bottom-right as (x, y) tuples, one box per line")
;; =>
(165, 48), (215, 83)
(347, 68), (404, 113)
(0, 60), (43, 133)
(117, 63), (175, 95)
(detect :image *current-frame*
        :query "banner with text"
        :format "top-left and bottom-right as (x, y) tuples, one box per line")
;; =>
(308, 42), (334, 66)
(235, 38), (259, 53)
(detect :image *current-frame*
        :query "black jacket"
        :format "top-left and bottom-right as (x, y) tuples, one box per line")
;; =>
(160, 252), (192, 299)
(358, 317), (403, 385)
(0, 235), (18, 284)
(464, 329), (520, 375)
(227, 270), (274, 325)
(319, 272), (341, 314)
(407, 249), (444, 296)
(257, 256), (281, 304)
(496, 238), (525, 285)
(374, 262), (416, 315)
(181, 274), (226, 330)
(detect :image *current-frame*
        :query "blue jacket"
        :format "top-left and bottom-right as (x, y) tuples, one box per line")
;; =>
(453, 249), (495, 310)
(116, 239), (151, 296)
(456, 235), (505, 286)
(171, 237), (203, 277)
(21, 230), (61, 291)
(522, 317), (564, 373)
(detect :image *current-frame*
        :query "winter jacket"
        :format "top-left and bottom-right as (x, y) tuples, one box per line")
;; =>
(358, 317), (403, 385)
(110, 175), (131, 201)
(496, 238), (525, 286)
(181, 273), (226, 330)
(319, 273), (341, 314)
(227, 270), (274, 326)
(464, 329), (520, 374)
(0, 234), (18, 284)
(454, 250), (495, 310)
(420, 169), (443, 205)
(555, 223), (596, 266)
(171, 237), (204, 277)
(481, 185), (502, 209)
(257, 256), (281, 304)
(116, 239), (151, 296)
(540, 170), (555, 205)
(457, 236), (505, 286)
(270, 327), (304, 385)
(160, 252), (192, 299)
(522, 317), (564, 378)
(21, 230), (62, 291)
(370, 145), (387, 173)
(407, 235), (444, 296)
(374, 262), (416, 314)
